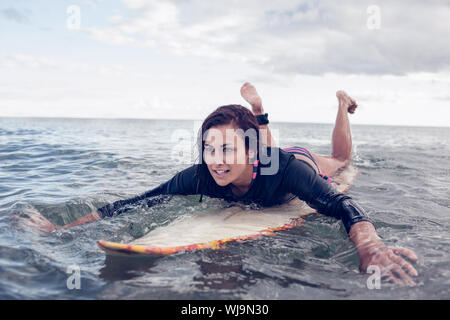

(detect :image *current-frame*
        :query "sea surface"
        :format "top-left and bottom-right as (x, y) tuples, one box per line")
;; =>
(0, 117), (449, 299)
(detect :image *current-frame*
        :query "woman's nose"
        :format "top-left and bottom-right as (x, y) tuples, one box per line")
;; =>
(205, 152), (225, 165)
(214, 156), (225, 164)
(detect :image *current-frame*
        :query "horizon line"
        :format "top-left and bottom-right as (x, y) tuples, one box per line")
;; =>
(0, 115), (448, 129)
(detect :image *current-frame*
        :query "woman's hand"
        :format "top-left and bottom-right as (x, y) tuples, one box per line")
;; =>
(11, 209), (101, 235)
(11, 208), (59, 235)
(349, 221), (419, 286)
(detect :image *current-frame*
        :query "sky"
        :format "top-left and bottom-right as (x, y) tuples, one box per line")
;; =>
(1, 0), (449, 127)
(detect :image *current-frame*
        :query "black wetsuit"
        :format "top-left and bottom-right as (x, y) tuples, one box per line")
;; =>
(97, 147), (373, 234)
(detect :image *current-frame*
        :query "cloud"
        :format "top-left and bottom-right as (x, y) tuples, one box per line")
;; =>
(85, 0), (103, 6)
(0, 53), (129, 77)
(85, 0), (450, 75)
(1, 7), (31, 24)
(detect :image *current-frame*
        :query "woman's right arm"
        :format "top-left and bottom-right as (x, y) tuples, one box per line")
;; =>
(24, 165), (201, 232)
(97, 164), (200, 218)
(83, 164), (201, 223)
(58, 211), (102, 229)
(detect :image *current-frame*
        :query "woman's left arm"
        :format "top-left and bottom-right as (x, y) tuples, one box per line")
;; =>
(284, 158), (419, 285)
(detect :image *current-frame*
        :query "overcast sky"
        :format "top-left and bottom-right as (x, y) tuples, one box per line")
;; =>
(1, 0), (449, 127)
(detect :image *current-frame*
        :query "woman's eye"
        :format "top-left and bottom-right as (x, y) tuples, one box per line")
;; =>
(204, 146), (214, 153)
(223, 147), (233, 152)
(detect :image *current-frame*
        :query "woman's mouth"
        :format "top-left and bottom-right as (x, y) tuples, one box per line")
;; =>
(213, 169), (230, 178)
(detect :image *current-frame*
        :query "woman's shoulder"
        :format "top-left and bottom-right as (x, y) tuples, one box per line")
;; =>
(258, 146), (295, 176)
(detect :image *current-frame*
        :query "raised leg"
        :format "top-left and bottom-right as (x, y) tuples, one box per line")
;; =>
(331, 90), (356, 163)
(240, 82), (277, 147)
(309, 90), (358, 177)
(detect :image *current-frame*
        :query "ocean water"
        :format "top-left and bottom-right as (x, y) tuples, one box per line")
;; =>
(0, 117), (449, 300)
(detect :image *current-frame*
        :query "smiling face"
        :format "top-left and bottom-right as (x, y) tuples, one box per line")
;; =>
(203, 124), (256, 188)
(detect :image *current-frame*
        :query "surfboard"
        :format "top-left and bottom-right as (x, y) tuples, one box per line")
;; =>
(97, 165), (358, 256)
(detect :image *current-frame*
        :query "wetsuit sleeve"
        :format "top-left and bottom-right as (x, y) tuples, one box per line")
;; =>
(97, 165), (199, 218)
(283, 159), (373, 234)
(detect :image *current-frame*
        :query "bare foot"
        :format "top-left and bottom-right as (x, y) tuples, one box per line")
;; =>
(336, 90), (358, 114)
(240, 82), (264, 115)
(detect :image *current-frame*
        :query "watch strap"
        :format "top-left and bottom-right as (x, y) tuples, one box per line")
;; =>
(255, 113), (269, 125)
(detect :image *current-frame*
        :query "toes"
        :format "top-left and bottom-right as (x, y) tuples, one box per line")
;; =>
(348, 104), (357, 114)
(336, 90), (358, 113)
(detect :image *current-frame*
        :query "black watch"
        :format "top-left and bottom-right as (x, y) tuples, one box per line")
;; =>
(256, 113), (269, 125)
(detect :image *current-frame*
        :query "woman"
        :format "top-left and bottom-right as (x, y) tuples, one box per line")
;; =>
(21, 83), (418, 286)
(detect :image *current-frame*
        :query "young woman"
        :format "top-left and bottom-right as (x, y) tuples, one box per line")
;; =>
(20, 83), (418, 286)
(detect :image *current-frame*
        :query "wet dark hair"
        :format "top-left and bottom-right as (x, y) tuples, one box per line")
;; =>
(195, 104), (261, 197)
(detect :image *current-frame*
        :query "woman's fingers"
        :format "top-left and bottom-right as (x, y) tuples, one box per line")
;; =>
(376, 247), (418, 286)
(390, 263), (416, 286)
(390, 247), (419, 278)
(380, 265), (403, 286)
(9, 211), (56, 235)
(393, 247), (419, 262)
(380, 261), (414, 286)
(390, 251), (419, 277)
